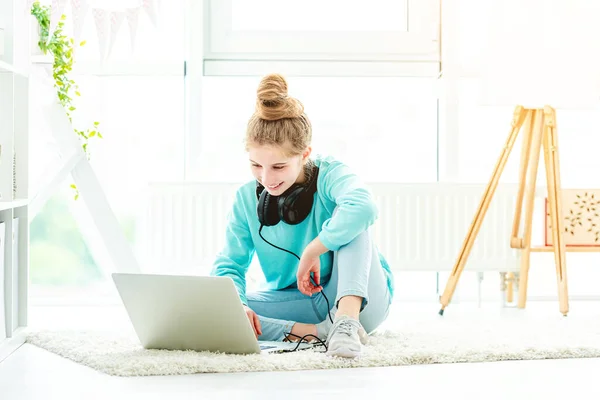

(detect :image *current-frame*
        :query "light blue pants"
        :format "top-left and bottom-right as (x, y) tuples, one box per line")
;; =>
(247, 229), (392, 341)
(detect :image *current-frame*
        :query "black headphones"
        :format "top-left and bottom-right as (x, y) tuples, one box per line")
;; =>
(256, 165), (319, 226)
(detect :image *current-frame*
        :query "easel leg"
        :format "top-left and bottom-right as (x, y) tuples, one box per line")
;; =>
(511, 110), (534, 249)
(438, 106), (528, 314)
(543, 106), (569, 316)
(506, 272), (515, 303)
(517, 109), (545, 309)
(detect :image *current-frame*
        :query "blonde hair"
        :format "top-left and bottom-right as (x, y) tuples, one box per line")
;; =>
(245, 73), (312, 157)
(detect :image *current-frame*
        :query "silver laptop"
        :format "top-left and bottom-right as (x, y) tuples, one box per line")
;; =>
(111, 273), (313, 354)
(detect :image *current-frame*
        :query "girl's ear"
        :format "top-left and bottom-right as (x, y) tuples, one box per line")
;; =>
(302, 146), (312, 164)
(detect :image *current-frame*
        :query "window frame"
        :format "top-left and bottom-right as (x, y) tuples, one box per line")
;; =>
(202, 0), (441, 77)
(31, 58), (184, 77)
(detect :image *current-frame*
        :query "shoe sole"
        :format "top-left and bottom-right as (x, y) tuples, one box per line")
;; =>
(326, 348), (362, 359)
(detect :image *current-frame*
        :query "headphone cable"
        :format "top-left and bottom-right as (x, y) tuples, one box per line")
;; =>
(281, 332), (328, 353)
(258, 225), (334, 325)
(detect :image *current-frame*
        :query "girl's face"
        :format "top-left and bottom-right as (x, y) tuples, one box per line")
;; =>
(248, 144), (311, 196)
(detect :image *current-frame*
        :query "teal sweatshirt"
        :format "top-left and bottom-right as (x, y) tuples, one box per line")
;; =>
(210, 154), (395, 305)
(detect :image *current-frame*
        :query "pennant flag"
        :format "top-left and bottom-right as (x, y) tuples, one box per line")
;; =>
(71, 0), (90, 48)
(108, 11), (126, 58)
(142, 0), (159, 28)
(125, 6), (141, 53)
(47, 0), (68, 41)
(92, 8), (110, 61)
(23, 0), (37, 16)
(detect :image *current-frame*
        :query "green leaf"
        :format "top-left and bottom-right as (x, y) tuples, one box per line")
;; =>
(70, 184), (76, 189)
(31, 3), (103, 173)
(74, 194), (79, 201)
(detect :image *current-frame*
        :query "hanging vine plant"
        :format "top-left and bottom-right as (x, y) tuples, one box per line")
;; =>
(31, 1), (103, 200)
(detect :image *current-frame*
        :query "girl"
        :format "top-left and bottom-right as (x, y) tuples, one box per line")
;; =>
(210, 73), (394, 358)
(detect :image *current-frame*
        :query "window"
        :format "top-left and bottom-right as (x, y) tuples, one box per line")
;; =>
(189, 76), (439, 183)
(203, 0), (440, 77)
(231, 0), (409, 32)
(28, 73), (185, 303)
(28, 0), (185, 304)
(437, 0), (600, 301)
(29, 176), (105, 304)
(451, 77), (600, 300)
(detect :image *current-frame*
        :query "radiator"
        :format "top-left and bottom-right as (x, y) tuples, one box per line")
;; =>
(142, 182), (530, 275)
(142, 182), (241, 274)
(367, 183), (524, 273)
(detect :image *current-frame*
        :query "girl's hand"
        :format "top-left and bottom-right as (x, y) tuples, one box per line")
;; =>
(297, 253), (322, 296)
(243, 305), (262, 338)
(297, 237), (329, 296)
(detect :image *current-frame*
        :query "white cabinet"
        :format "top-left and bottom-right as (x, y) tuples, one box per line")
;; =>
(0, 222), (5, 341)
(0, 0), (30, 362)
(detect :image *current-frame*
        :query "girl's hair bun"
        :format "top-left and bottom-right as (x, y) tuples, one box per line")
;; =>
(256, 73), (303, 120)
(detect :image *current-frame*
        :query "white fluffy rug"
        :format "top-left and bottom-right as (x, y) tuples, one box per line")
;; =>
(24, 311), (600, 377)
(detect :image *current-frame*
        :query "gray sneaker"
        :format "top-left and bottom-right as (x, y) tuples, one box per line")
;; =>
(326, 315), (368, 358)
(316, 307), (337, 341)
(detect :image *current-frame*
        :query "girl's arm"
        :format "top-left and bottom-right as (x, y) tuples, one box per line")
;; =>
(317, 160), (378, 251)
(210, 189), (255, 305)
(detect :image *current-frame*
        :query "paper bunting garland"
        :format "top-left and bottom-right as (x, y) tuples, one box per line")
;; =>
(23, 0), (159, 60)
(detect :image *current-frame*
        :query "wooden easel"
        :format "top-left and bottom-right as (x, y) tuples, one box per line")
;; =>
(439, 105), (569, 316)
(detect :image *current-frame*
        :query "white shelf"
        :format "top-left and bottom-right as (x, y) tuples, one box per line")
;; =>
(0, 59), (29, 76)
(0, 199), (28, 212)
(1, 24), (29, 76)
(30, 54), (51, 63)
(0, 0), (30, 357)
(0, 28), (4, 56)
(0, 327), (27, 363)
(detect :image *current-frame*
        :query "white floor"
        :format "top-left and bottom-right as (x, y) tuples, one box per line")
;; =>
(2, 300), (600, 400)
